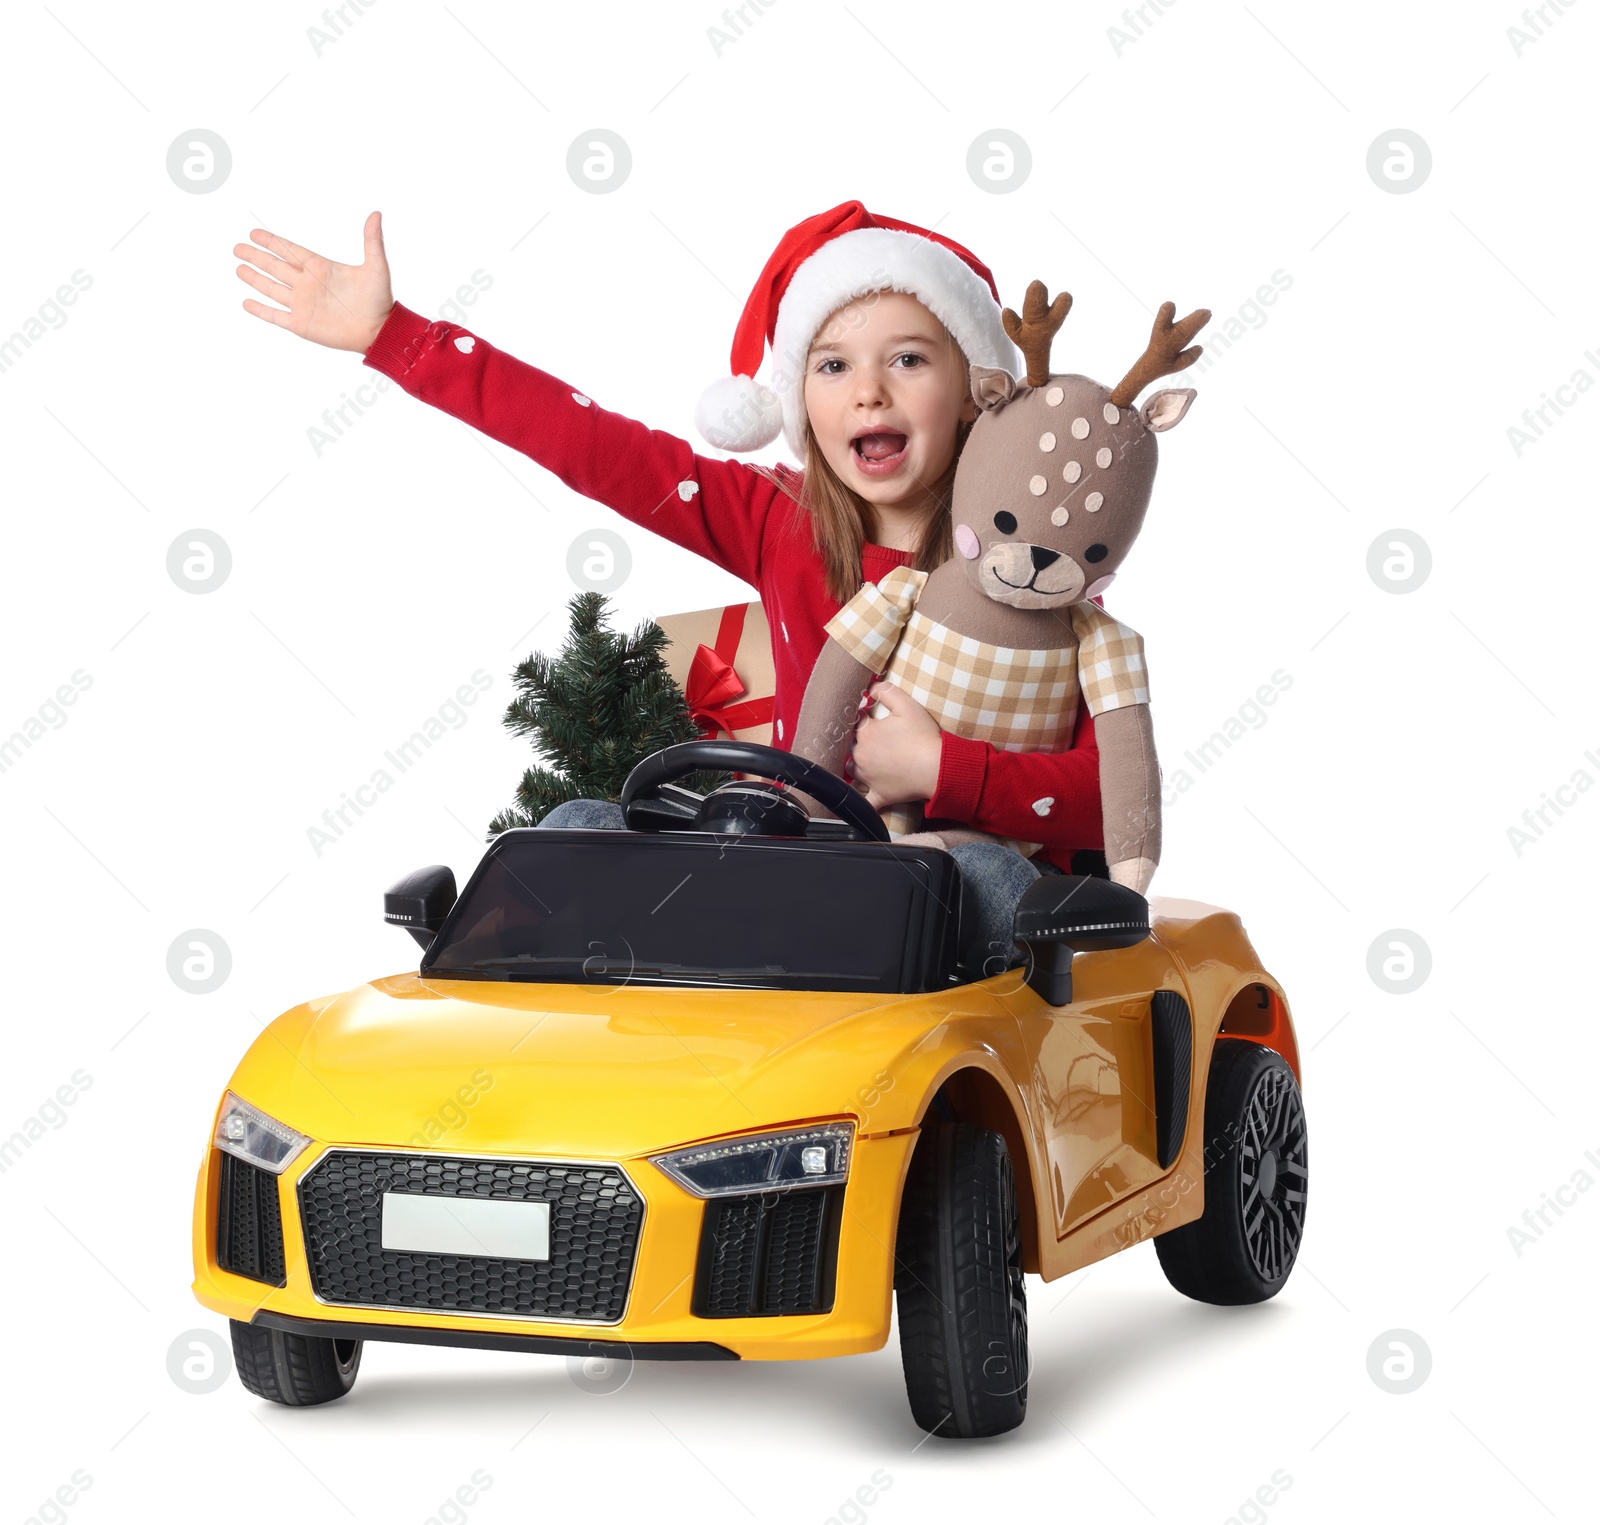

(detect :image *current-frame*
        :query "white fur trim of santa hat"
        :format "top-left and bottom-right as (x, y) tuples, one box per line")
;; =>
(696, 227), (1018, 458)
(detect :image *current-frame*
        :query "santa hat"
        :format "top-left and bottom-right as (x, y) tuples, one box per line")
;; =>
(694, 200), (1018, 458)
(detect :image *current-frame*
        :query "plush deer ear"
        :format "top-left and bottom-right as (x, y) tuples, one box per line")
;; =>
(1141, 388), (1196, 432)
(970, 363), (1017, 412)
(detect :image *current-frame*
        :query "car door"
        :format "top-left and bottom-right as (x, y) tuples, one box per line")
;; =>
(1029, 943), (1181, 1239)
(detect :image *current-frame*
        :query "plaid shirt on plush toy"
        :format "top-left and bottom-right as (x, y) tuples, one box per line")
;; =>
(826, 565), (1150, 854)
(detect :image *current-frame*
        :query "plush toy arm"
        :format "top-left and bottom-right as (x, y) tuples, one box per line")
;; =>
(790, 639), (879, 818)
(1094, 703), (1162, 892)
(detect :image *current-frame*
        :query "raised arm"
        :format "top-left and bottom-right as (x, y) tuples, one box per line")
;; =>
(235, 214), (777, 588)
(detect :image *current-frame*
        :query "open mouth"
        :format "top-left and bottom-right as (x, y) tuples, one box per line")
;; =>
(850, 430), (910, 476)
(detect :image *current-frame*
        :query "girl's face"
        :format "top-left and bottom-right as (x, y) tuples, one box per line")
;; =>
(803, 290), (978, 512)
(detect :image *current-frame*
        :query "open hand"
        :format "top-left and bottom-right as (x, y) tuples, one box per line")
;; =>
(851, 682), (942, 810)
(234, 210), (395, 353)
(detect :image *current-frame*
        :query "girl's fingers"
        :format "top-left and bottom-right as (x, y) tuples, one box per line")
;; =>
(241, 297), (292, 328)
(362, 209), (386, 264)
(248, 226), (316, 269)
(233, 240), (298, 281)
(235, 263), (294, 308)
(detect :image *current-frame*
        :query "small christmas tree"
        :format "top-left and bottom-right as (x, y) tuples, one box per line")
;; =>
(489, 591), (727, 835)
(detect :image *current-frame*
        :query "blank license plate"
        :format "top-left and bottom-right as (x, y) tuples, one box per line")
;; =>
(380, 1192), (551, 1261)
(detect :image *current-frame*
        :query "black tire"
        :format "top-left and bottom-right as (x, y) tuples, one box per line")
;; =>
(1154, 1039), (1308, 1304)
(893, 1122), (1028, 1438)
(230, 1320), (363, 1406)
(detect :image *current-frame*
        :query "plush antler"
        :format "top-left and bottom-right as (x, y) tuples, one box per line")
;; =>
(1109, 301), (1211, 409)
(1001, 280), (1072, 388)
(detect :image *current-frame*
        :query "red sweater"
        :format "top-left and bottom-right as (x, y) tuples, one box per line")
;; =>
(363, 302), (1105, 868)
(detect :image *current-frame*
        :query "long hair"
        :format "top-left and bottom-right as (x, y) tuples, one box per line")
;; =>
(795, 409), (975, 606)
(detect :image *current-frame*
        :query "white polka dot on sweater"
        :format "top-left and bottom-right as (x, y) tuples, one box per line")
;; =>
(453, 336), (475, 354)
(677, 480), (699, 501)
(1032, 797), (1055, 816)
(572, 392), (591, 407)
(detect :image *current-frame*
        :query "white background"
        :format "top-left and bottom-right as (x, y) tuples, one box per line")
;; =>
(1, 1), (1595, 1521)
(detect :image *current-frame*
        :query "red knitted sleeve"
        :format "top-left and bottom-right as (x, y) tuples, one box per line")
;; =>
(926, 702), (1105, 851)
(363, 302), (776, 588)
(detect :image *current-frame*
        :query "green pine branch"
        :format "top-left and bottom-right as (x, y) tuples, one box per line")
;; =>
(491, 591), (729, 838)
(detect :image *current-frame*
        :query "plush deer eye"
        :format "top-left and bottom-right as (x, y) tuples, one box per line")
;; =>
(1085, 544), (1109, 563)
(993, 511), (1018, 534)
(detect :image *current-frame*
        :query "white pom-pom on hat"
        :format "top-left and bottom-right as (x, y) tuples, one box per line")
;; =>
(694, 374), (783, 452)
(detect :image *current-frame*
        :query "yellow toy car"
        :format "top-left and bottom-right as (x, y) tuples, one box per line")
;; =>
(192, 740), (1307, 1438)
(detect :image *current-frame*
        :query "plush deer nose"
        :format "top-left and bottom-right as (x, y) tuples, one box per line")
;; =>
(1029, 545), (1061, 571)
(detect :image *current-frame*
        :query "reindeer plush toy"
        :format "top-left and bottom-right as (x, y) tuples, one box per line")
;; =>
(792, 283), (1209, 894)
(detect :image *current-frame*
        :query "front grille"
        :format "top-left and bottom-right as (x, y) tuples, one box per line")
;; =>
(216, 1151), (286, 1286)
(694, 1187), (842, 1317)
(298, 1151), (642, 1323)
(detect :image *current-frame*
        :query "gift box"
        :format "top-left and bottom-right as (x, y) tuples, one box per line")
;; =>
(656, 601), (776, 746)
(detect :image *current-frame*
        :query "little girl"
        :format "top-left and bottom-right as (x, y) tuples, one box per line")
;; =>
(233, 200), (1107, 977)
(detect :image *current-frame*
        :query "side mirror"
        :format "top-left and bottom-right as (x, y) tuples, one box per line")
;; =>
(384, 864), (457, 952)
(1012, 875), (1150, 1005)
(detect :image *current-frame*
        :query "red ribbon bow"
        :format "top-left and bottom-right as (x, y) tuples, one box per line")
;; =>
(683, 604), (774, 741)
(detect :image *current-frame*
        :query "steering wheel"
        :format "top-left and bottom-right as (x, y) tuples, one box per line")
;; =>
(620, 740), (890, 843)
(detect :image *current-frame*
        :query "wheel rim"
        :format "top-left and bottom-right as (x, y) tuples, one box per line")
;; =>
(1238, 1064), (1307, 1282)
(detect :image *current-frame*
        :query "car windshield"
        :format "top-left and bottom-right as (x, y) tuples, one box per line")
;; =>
(421, 831), (954, 993)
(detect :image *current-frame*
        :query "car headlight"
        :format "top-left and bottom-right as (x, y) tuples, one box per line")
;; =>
(651, 1121), (854, 1198)
(213, 1091), (312, 1175)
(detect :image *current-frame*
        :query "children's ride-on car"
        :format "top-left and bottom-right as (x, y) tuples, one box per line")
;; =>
(192, 740), (1307, 1438)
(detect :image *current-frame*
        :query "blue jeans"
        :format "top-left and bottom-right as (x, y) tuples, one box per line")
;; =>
(947, 840), (1054, 978)
(539, 798), (629, 831)
(536, 798), (1047, 979)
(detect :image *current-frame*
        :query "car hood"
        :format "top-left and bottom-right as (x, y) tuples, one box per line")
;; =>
(227, 971), (949, 1160)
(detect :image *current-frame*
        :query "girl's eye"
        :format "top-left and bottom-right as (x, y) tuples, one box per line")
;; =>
(893, 352), (927, 369)
(816, 358), (846, 375)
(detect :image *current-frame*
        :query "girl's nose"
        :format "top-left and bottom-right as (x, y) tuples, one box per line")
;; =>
(852, 365), (892, 407)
